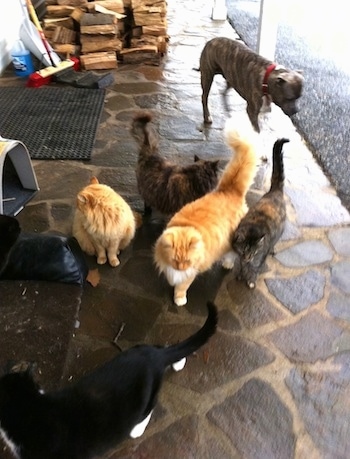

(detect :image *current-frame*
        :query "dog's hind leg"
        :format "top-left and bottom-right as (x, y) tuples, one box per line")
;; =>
(201, 71), (214, 124)
(222, 82), (231, 114)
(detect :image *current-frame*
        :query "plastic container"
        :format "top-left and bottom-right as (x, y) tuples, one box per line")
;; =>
(11, 39), (34, 77)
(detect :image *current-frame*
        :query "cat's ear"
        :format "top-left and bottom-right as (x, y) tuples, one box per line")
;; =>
(161, 231), (174, 248)
(90, 176), (99, 185)
(77, 194), (86, 204)
(78, 192), (97, 207)
(189, 235), (201, 249)
(194, 154), (200, 162)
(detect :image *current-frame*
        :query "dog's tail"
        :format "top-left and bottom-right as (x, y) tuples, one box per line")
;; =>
(217, 120), (258, 196)
(131, 110), (159, 153)
(270, 138), (289, 192)
(161, 302), (218, 368)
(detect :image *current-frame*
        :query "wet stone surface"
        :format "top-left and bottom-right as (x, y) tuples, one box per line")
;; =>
(268, 311), (343, 363)
(275, 240), (333, 267)
(327, 290), (350, 322)
(285, 353), (350, 458)
(207, 378), (296, 459)
(330, 260), (350, 294)
(328, 227), (350, 256)
(265, 270), (326, 313)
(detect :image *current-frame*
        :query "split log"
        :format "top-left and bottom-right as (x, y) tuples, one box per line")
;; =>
(119, 45), (161, 65)
(80, 51), (118, 70)
(80, 24), (118, 35)
(52, 26), (77, 44)
(133, 12), (166, 26)
(57, 0), (86, 6)
(80, 12), (117, 26)
(131, 0), (165, 8)
(80, 35), (123, 53)
(85, 1), (125, 14)
(46, 5), (75, 18)
(53, 43), (81, 56)
(131, 35), (167, 53)
(43, 17), (75, 30)
(70, 7), (84, 23)
(142, 25), (167, 36)
(132, 3), (167, 15)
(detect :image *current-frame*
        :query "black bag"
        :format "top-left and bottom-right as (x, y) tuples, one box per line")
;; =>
(0, 232), (88, 285)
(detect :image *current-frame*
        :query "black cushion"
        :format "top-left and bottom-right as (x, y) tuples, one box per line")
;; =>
(0, 232), (88, 285)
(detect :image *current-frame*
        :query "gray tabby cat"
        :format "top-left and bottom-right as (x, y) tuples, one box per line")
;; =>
(232, 138), (290, 288)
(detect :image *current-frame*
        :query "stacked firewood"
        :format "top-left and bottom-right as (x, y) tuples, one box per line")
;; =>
(42, 0), (168, 70)
(120, 0), (167, 65)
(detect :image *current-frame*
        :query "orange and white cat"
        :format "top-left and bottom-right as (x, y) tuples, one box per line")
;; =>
(154, 124), (258, 305)
(73, 177), (136, 267)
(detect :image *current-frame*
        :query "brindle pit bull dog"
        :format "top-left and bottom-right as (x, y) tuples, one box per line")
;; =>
(199, 37), (304, 132)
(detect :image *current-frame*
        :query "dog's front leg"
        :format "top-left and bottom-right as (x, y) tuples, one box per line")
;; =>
(246, 101), (261, 133)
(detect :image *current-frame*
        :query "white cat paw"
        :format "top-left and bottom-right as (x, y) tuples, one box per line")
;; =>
(222, 260), (234, 269)
(222, 251), (236, 270)
(130, 411), (152, 439)
(97, 256), (107, 265)
(174, 296), (187, 306)
(172, 357), (186, 372)
(109, 258), (120, 267)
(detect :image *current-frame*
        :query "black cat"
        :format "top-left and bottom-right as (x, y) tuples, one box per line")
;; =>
(232, 138), (290, 288)
(0, 302), (218, 459)
(131, 111), (219, 215)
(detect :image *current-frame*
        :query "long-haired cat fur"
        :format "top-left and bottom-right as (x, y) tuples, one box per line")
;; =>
(154, 123), (258, 306)
(131, 111), (219, 215)
(0, 301), (218, 459)
(72, 176), (136, 267)
(232, 138), (289, 288)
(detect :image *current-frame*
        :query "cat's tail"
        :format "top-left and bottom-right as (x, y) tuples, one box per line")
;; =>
(131, 110), (159, 152)
(270, 138), (289, 191)
(217, 121), (258, 196)
(162, 302), (218, 367)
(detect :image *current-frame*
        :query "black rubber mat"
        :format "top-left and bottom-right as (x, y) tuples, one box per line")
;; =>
(0, 86), (105, 160)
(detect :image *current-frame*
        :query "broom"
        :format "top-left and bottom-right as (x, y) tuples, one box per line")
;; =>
(23, 0), (114, 89)
(24, 0), (78, 87)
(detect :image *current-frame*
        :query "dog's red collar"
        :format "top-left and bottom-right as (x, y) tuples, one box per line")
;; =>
(262, 63), (277, 95)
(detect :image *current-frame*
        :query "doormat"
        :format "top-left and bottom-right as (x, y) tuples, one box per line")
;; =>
(0, 86), (105, 160)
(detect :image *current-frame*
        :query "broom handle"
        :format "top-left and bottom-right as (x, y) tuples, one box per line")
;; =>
(25, 0), (56, 66)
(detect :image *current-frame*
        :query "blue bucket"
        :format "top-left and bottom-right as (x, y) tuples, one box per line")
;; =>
(11, 41), (34, 78)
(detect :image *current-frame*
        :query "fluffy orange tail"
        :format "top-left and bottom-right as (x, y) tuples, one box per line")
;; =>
(217, 124), (258, 196)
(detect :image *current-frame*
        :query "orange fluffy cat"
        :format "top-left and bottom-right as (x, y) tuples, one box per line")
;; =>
(73, 177), (136, 267)
(154, 125), (258, 306)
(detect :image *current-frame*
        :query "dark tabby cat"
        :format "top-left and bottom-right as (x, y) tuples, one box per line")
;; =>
(0, 302), (217, 459)
(232, 138), (290, 289)
(131, 111), (219, 215)
(0, 215), (21, 275)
